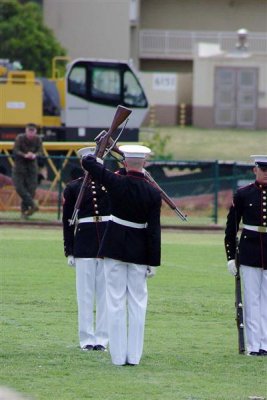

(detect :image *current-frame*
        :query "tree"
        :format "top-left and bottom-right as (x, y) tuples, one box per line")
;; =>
(0, 0), (67, 76)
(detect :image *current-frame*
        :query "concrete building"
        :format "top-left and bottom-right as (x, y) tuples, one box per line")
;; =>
(193, 36), (267, 129)
(42, 0), (267, 128)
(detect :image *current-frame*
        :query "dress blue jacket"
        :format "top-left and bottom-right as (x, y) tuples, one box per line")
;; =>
(82, 156), (162, 267)
(62, 176), (110, 258)
(225, 181), (267, 269)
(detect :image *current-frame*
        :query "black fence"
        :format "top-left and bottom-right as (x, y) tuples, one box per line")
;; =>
(0, 154), (255, 224)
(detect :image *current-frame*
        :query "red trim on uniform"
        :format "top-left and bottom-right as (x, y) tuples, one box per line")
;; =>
(127, 171), (146, 180)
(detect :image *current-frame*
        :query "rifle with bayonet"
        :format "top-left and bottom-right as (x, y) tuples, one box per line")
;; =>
(235, 236), (245, 354)
(69, 105), (132, 226)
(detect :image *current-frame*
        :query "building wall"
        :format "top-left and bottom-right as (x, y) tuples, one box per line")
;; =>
(42, 0), (267, 127)
(140, 0), (267, 32)
(140, 72), (193, 125)
(193, 54), (267, 128)
(194, 55), (267, 108)
(43, 0), (267, 65)
(43, 0), (130, 60)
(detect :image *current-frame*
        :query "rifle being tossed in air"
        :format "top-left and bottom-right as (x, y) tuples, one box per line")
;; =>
(69, 105), (132, 225)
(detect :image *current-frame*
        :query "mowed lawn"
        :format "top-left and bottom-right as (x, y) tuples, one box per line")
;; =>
(140, 127), (267, 162)
(1, 227), (266, 400)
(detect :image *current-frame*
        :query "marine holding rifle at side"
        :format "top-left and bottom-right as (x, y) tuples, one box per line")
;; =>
(81, 144), (162, 366)
(224, 155), (267, 356)
(62, 147), (110, 352)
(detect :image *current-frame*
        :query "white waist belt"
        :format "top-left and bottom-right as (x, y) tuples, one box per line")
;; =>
(243, 224), (267, 233)
(110, 215), (147, 229)
(78, 216), (110, 223)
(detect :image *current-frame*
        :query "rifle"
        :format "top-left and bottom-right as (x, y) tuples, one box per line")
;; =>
(144, 170), (187, 221)
(235, 236), (245, 354)
(106, 143), (187, 221)
(69, 105), (132, 225)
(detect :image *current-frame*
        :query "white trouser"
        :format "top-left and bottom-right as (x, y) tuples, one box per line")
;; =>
(104, 257), (148, 366)
(241, 265), (267, 352)
(75, 258), (108, 348)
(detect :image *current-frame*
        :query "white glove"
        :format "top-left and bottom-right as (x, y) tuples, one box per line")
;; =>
(96, 157), (104, 165)
(227, 259), (237, 276)
(146, 266), (157, 279)
(67, 255), (75, 267)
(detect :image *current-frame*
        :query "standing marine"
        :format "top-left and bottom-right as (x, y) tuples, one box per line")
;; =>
(224, 155), (267, 356)
(81, 144), (162, 366)
(62, 147), (110, 352)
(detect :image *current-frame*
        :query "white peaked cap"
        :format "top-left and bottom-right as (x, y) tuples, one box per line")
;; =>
(77, 146), (96, 158)
(119, 145), (151, 159)
(250, 155), (267, 166)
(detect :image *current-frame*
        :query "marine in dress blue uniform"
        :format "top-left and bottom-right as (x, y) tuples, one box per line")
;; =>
(82, 145), (162, 366)
(225, 155), (267, 356)
(62, 147), (110, 351)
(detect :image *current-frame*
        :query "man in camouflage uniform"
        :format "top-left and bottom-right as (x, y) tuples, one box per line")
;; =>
(12, 123), (43, 218)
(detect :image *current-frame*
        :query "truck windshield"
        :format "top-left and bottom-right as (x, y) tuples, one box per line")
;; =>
(67, 61), (148, 108)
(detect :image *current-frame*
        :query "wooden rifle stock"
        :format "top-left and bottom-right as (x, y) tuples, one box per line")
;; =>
(94, 105), (132, 158)
(235, 237), (245, 354)
(69, 105), (132, 225)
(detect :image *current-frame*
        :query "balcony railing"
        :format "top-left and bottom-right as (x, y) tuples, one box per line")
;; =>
(139, 30), (267, 59)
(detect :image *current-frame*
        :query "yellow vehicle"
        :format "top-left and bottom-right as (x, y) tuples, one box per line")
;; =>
(0, 57), (149, 142)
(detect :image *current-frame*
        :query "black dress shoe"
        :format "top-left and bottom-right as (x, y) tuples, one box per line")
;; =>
(247, 351), (260, 356)
(93, 345), (106, 351)
(82, 345), (94, 351)
(259, 349), (267, 356)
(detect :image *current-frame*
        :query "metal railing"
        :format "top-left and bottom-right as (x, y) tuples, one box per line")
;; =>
(139, 30), (267, 59)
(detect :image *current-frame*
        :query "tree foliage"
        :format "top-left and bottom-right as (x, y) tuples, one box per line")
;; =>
(0, 0), (67, 76)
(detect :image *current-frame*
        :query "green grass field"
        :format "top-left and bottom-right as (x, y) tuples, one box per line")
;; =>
(140, 127), (267, 162)
(1, 227), (266, 400)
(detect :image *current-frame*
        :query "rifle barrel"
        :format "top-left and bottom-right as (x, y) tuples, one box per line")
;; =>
(144, 170), (187, 221)
(235, 237), (245, 354)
